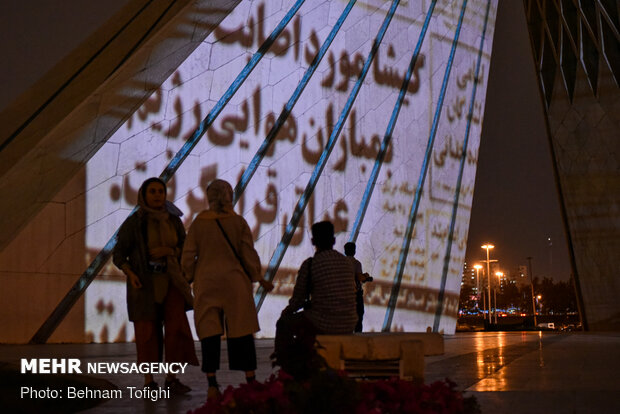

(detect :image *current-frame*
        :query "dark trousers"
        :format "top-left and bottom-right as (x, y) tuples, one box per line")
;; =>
(201, 334), (257, 373)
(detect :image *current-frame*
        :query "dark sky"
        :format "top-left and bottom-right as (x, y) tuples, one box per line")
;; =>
(1, 1), (572, 281)
(465, 0), (571, 281)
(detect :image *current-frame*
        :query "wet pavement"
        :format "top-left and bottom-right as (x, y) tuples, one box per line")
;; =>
(2, 331), (619, 413)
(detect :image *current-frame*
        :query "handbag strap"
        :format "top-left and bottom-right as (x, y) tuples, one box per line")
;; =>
(215, 219), (253, 282)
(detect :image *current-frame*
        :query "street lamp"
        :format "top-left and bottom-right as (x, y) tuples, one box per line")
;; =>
(495, 271), (504, 324)
(481, 244), (494, 323)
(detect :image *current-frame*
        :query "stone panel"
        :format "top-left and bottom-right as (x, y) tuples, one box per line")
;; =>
(525, 0), (620, 330)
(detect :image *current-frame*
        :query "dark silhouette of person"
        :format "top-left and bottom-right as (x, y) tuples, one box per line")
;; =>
(281, 221), (358, 333)
(273, 221), (357, 378)
(344, 242), (372, 332)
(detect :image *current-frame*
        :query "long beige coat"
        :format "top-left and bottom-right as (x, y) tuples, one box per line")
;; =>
(182, 210), (262, 339)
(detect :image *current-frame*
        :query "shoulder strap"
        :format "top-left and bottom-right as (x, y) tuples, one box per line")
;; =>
(215, 219), (253, 282)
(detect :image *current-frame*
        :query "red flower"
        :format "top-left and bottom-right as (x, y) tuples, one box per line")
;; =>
(189, 372), (475, 414)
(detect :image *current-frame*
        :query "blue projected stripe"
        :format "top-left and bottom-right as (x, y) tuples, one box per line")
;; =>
(234, 0), (357, 205)
(29, 0), (307, 344)
(162, 0), (306, 181)
(29, 208), (135, 344)
(349, 0), (437, 242)
(255, 0), (402, 311)
(433, 0), (492, 332)
(382, 0), (469, 333)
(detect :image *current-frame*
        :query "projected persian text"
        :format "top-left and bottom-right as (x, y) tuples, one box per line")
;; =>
(84, 0), (496, 340)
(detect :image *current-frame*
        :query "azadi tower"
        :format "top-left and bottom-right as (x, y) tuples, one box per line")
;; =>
(0, 0), (617, 344)
(522, 0), (620, 330)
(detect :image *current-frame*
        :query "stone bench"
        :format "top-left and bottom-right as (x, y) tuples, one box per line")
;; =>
(315, 332), (443, 382)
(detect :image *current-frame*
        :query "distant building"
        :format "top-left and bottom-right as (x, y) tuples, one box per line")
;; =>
(460, 264), (474, 294)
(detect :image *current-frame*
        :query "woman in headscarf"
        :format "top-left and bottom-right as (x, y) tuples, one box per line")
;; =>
(182, 179), (273, 399)
(113, 177), (198, 393)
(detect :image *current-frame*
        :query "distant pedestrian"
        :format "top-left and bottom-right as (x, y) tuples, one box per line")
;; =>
(344, 242), (372, 332)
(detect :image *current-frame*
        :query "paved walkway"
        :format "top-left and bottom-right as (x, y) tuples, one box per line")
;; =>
(2, 332), (619, 413)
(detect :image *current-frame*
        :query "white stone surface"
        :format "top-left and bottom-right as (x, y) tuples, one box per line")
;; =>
(1, 0), (499, 343)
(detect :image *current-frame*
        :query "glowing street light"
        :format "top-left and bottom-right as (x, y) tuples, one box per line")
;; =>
(481, 244), (494, 323)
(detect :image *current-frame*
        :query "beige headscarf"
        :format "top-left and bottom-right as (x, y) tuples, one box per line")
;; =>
(207, 179), (234, 213)
(137, 177), (184, 218)
(137, 178), (180, 252)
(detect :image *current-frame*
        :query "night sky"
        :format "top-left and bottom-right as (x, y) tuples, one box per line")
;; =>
(1, 1), (572, 282)
(465, 0), (571, 282)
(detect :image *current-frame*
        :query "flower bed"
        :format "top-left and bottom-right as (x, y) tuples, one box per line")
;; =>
(189, 371), (480, 414)
(191, 318), (478, 413)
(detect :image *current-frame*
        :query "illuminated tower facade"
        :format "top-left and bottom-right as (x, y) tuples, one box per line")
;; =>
(0, 0), (499, 342)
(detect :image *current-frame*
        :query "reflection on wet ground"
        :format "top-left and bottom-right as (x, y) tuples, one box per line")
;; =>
(426, 331), (565, 390)
(427, 332), (620, 413)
